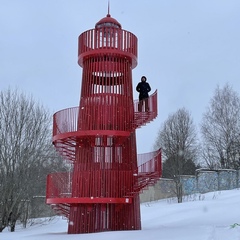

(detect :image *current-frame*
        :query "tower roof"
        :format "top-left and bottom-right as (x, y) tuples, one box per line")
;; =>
(95, 13), (122, 29)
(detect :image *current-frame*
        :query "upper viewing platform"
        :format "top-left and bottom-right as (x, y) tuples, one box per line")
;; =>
(78, 13), (138, 68)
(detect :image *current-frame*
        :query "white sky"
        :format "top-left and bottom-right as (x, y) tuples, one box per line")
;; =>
(1, 0), (240, 153)
(3, 189), (240, 239)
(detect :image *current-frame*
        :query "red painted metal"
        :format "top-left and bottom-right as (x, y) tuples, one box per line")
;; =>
(46, 12), (161, 234)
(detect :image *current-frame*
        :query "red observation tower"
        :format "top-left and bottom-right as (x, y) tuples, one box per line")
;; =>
(46, 10), (161, 234)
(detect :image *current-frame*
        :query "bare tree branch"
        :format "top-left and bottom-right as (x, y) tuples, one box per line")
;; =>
(154, 108), (200, 203)
(0, 88), (66, 232)
(201, 84), (240, 169)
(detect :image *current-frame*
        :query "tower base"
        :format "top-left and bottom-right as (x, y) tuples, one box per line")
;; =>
(67, 195), (141, 234)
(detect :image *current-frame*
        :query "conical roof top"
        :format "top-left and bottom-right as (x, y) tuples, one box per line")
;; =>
(95, 3), (122, 29)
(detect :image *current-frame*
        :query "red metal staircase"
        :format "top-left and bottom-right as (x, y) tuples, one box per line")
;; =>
(46, 148), (161, 217)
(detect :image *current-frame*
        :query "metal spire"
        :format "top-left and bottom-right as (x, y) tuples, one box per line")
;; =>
(107, 0), (110, 17)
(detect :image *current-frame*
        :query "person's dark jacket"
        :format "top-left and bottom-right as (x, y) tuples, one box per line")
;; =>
(136, 81), (151, 100)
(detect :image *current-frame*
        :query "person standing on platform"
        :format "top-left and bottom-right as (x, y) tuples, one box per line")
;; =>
(136, 76), (151, 112)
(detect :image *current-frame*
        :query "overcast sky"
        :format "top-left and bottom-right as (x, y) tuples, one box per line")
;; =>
(1, 0), (240, 153)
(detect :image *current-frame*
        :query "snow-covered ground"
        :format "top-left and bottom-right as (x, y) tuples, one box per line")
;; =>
(2, 189), (240, 240)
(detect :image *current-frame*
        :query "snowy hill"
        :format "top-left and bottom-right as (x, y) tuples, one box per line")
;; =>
(2, 189), (240, 240)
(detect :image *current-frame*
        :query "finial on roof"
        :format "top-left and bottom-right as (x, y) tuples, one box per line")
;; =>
(107, 1), (110, 17)
(95, 1), (121, 29)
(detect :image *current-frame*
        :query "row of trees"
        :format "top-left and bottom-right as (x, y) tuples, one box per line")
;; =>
(154, 83), (240, 202)
(0, 89), (68, 232)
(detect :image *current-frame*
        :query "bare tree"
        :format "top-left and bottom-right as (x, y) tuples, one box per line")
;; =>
(201, 84), (240, 169)
(0, 88), (59, 232)
(154, 108), (199, 203)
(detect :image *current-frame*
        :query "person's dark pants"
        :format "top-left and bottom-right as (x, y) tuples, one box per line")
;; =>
(138, 98), (149, 112)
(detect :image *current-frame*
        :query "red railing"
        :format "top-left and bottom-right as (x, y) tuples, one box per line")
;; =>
(134, 149), (162, 193)
(46, 170), (133, 199)
(52, 91), (158, 162)
(133, 90), (158, 129)
(53, 91), (158, 137)
(78, 28), (138, 68)
(137, 148), (161, 171)
(53, 107), (79, 137)
(46, 149), (162, 207)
